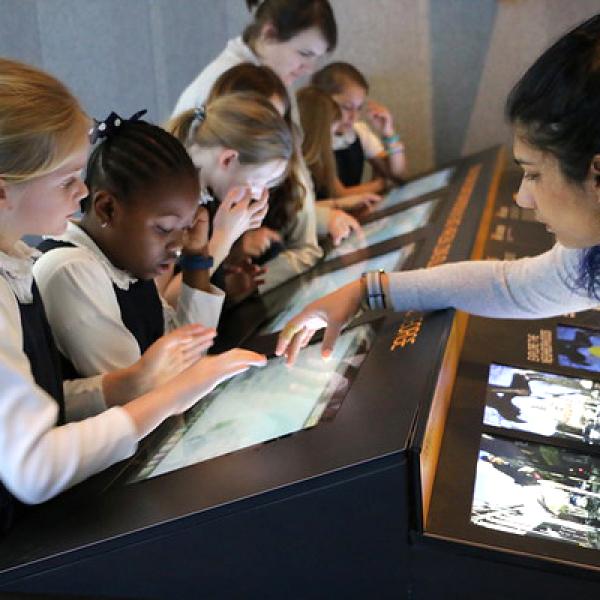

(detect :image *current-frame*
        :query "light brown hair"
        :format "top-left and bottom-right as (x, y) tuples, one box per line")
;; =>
(296, 85), (341, 198)
(0, 58), (89, 183)
(311, 61), (369, 96)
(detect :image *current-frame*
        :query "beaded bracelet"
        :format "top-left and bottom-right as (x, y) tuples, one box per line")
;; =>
(387, 142), (405, 156)
(382, 133), (401, 145)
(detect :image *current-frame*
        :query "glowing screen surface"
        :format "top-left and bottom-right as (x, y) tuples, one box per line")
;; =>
(131, 323), (376, 482)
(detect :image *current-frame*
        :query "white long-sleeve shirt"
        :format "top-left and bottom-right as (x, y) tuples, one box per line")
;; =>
(388, 243), (599, 318)
(33, 222), (225, 377)
(173, 36), (325, 290)
(0, 242), (138, 504)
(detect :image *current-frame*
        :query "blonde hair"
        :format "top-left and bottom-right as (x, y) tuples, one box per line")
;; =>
(296, 85), (341, 198)
(0, 58), (89, 183)
(165, 92), (293, 167)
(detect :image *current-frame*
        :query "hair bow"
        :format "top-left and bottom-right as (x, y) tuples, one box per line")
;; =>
(88, 109), (148, 144)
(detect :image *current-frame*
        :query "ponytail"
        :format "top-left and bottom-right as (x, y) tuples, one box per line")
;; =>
(165, 92), (293, 167)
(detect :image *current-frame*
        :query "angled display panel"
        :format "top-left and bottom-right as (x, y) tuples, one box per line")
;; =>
(557, 325), (600, 374)
(131, 322), (378, 482)
(483, 364), (600, 445)
(326, 197), (440, 260)
(471, 434), (600, 550)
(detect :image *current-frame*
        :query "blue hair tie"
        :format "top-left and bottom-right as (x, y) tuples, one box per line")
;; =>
(193, 105), (206, 124)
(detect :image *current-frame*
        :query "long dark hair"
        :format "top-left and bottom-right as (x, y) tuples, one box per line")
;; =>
(506, 14), (600, 298)
(244, 0), (337, 53)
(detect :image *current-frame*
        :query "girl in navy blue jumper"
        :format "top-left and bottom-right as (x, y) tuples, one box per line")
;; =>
(34, 109), (271, 379)
(312, 62), (407, 194)
(0, 58), (265, 531)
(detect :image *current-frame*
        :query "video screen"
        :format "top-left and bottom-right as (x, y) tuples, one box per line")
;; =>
(471, 434), (600, 550)
(326, 198), (440, 260)
(131, 323), (377, 482)
(483, 364), (600, 445)
(374, 167), (454, 213)
(262, 244), (414, 334)
(557, 325), (600, 374)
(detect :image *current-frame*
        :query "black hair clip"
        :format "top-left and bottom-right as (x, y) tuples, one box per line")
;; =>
(88, 109), (148, 144)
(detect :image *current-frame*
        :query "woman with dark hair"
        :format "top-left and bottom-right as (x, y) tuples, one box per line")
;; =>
(276, 15), (600, 363)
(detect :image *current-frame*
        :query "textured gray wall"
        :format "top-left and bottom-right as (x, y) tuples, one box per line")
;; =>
(326, 0), (434, 175)
(1, 1), (599, 175)
(0, 0), (238, 123)
(430, 0), (498, 165)
(462, 0), (600, 160)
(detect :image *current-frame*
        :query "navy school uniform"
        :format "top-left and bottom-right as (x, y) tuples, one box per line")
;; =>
(37, 239), (164, 380)
(334, 135), (365, 188)
(0, 281), (66, 533)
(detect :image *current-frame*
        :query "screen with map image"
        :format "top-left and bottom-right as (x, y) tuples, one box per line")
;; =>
(130, 322), (377, 482)
(326, 198), (440, 260)
(471, 434), (600, 550)
(483, 364), (600, 446)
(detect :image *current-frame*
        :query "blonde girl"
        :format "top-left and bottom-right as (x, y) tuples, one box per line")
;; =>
(166, 92), (296, 297)
(0, 58), (264, 530)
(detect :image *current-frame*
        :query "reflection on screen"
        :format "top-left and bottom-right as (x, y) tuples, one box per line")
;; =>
(131, 324), (376, 482)
(262, 244), (414, 334)
(471, 434), (600, 550)
(483, 364), (600, 445)
(374, 167), (454, 212)
(326, 198), (439, 260)
(557, 325), (600, 374)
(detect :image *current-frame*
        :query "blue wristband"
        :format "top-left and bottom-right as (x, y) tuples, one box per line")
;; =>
(179, 254), (214, 271)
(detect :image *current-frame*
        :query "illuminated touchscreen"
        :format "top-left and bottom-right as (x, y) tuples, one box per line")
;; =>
(262, 244), (414, 334)
(557, 325), (600, 374)
(483, 364), (600, 445)
(471, 434), (600, 550)
(326, 198), (439, 260)
(374, 167), (454, 213)
(131, 323), (376, 482)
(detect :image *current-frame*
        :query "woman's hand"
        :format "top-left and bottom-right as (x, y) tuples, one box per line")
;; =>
(239, 227), (283, 257)
(328, 209), (362, 246)
(135, 324), (217, 391)
(276, 280), (362, 365)
(365, 99), (395, 137)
